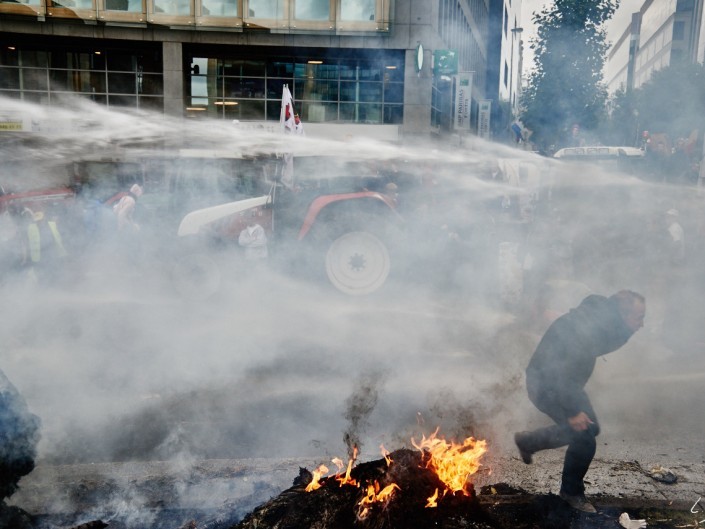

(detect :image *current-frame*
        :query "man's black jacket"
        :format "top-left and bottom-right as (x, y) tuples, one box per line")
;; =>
(526, 294), (635, 417)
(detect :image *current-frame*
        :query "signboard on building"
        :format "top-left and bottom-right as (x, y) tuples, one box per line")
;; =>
(478, 99), (492, 140)
(453, 72), (473, 131)
(434, 49), (458, 76)
(0, 109), (26, 131)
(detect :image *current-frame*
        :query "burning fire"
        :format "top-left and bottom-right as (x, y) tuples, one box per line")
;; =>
(304, 429), (487, 513)
(426, 487), (440, 508)
(304, 464), (329, 492)
(412, 427), (487, 504)
(333, 447), (358, 487)
(357, 481), (401, 519)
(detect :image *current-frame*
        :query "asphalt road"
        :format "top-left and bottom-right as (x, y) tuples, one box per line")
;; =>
(3, 258), (705, 528)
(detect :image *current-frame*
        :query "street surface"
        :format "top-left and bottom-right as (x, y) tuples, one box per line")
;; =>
(3, 263), (705, 527)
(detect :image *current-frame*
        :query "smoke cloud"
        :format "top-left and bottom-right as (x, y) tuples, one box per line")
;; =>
(2, 94), (705, 524)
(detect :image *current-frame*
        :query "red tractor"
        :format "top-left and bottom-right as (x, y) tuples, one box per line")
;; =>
(172, 174), (403, 298)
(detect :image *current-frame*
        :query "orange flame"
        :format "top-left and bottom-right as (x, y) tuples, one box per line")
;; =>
(305, 464), (329, 492)
(412, 427), (487, 502)
(335, 456), (358, 487)
(357, 481), (401, 519)
(426, 487), (439, 508)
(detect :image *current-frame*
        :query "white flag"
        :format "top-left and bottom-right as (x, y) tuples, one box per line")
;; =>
(280, 84), (304, 135)
(280, 84), (296, 132)
(279, 85), (303, 189)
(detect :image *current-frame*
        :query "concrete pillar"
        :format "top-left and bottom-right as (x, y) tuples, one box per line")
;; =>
(162, 41), (184, 117)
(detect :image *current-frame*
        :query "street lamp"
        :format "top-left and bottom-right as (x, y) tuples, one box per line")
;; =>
(510, 26), (524, 115)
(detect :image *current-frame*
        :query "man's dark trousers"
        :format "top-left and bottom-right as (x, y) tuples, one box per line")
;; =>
(523, 384), (600, 495)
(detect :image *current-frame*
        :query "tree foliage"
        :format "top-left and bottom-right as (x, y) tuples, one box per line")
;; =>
(520, 0), (617, 150)
(604, 62), (705, 146)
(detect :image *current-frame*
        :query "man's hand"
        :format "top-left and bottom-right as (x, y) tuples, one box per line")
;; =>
(568, 412), (594, 432)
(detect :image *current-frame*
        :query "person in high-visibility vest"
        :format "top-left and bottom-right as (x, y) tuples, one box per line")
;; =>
(23, 208), (67, 284)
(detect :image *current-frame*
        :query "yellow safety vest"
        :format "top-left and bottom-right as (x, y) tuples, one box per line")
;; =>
(27, 221), (67, 263)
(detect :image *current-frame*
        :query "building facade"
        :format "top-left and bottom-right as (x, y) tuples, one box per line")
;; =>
(495, 0), (521, 112)
(605, 0), (704, 94)
(0, 0), (498, 140)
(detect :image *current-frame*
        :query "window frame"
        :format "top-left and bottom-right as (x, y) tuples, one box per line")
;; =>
(46, 0), (97, 20)
(97, 0), (147, 23)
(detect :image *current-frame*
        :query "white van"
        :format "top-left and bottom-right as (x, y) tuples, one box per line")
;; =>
(553, 146), (646, 176)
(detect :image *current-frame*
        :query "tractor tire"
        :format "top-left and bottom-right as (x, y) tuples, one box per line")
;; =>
(324, 231), (391, 296)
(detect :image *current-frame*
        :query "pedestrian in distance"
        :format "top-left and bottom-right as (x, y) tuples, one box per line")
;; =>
(110, 183), (145, 274)
(238, 221), (268, 261)
(21, 207), (67, 285)
(514, 290), (646, 513)
(113, 183), (143, 233)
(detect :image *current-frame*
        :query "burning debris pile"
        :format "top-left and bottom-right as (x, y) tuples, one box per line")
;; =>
(231, 431), (496, 529)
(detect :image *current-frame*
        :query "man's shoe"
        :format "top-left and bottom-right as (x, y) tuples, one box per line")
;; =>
(559, 490), (597, 513)
(514, 432), (533, 464)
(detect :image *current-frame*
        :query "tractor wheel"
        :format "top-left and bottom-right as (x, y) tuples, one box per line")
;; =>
(171, 253), (222, 300)
(325, 231), (390, 296)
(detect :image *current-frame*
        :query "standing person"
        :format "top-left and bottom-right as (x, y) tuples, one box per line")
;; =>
(113, 183), (143, 232)
(238, 221), (268, 261)
(514, 290), (646, 513)
(22, 208), (67, 285)
(664, 209), (685, 265)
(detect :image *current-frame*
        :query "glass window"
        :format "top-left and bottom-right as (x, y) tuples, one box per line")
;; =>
(295, 79), (338, 101)
(153, 0), (190, 14)
(341, 0), (374, 21)
(222, 99), (265, 119)
(22, 92), (45, 103)
(108, 72), (137, 93)
(201, 0), (236, 15)
(49, 70), (74, 91)
(247, 0), (283, 18)
(21, 50), (48, 68)
(108, 52), (137, 71)
(90, 71), (107, 92)
(340, 80), (381, 102)
(109, 94), (137, 107)
(48, 69), (103, 93)
(293, 62), (338, 79)
(382, 64), (403, 82)
(136, 51), (162, 73)
(223, 77), (265, 98)
(383, 104), (402, 124)
(0, 68), (20, 89)
(294, 0), (328, 20)
(383, 82), (402, 103)
(140, 73), (163, 95)
(105, 0), (142, 11)
(266, 78), (293, 98)
(0, 91), (22, 100)
(267, 61), (293, 77)
(266, 99), (282, 120)
(222, 59), (265, 77)
(301, 101), (337, 122)
(2, 0), (41, 5)
(51, 0), (93, 8)
(339, 102), (381, 123)
(340, 61), (381, 80)
(1, 49), (19, 67)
